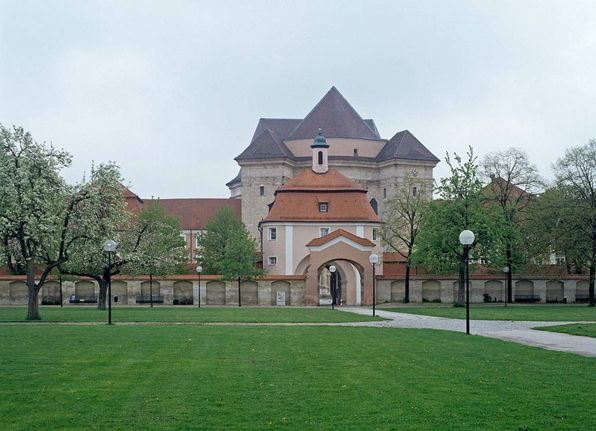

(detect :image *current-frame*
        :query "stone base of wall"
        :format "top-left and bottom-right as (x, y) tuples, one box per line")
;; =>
(377, 277), (589, 304)
(0, 278), (306, 306)
(0, 276), (590, 306)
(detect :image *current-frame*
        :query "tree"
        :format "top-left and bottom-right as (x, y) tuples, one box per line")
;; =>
(197, 207), (262, 306)
(380, 172), (430, 303)
(122, 200), (188, 306)
(0, 125), (120, 319)
(60, 192), (187, 310)
(197, 207), (244, 274)
(552, 140), (596, 306)
(481, 148), (543, 302)
(414, 147), (502, 305)
(526, 187), (586, 274)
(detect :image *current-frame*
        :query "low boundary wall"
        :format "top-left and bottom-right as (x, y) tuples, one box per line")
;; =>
(0, 274), (590, 305)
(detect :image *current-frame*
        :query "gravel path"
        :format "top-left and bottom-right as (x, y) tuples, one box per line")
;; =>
(339, 307), (596, 357)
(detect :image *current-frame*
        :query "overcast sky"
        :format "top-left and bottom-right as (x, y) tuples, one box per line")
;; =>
(1, 0), (595, 198)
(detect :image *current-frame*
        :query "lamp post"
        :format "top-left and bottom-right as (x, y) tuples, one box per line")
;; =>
(369, 254), (379, 317)
(502, 266), (509, 307)
(329, 265), (337, 310)
(196, 265), (203, 308)
(459, 230), (475, 335)
(103, 239), (117, 325)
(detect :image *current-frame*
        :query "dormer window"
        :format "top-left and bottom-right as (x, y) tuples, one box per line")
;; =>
(318, 151), (323, 165)
(319, 202), (328, 212)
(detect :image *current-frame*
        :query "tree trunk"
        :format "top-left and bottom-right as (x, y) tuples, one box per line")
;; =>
(238, 277), (241, 307)
(457, 262), (465, 306)
(404, 264), (410, 303)
(25, 260), (41, 320)
(26, 285), (41, 320)
(506, 246), (513, 303)
(590, 258), (595, 307)
(97, 274), (108, 310)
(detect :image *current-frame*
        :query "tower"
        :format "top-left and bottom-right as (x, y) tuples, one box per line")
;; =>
(311, 129), (329, 174)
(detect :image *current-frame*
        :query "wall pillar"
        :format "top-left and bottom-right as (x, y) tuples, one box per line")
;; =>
(563, 280), (577, 303)
(410, 279), (422, 303)
(127, 281), (141, 305)
(534, 279), (547, 303)
(440, 280), (454, 303)
(258, 281), (271, 306)
(160, 280), (174, 305)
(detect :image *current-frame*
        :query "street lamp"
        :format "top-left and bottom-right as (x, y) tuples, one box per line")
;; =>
(502, 266), (509, 307)
(369, 254), (379, 317)
(459, 230), (475, 335)
(195, 265), (203, 308)
(329, 265), (337, 310)
(103, 239), (117, 325)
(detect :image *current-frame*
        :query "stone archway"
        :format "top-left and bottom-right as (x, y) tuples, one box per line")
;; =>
(304, 233), (376, 306)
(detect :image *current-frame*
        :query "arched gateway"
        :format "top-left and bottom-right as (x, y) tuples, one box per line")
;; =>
(259, 131), (383, 306)
(305, 230), (375, 306)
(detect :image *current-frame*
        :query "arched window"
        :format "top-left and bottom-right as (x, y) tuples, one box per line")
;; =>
(369, 198), (378, 215)
(318, 151), (323, 165)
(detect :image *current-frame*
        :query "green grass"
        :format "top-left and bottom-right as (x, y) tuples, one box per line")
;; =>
(381, 305), (596, 321)
(0, 325), (594, 430)
(0, 306), (382, 323)
(536, 323), (596, 338)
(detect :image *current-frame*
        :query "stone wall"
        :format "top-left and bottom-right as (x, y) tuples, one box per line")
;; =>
(376, 277), (589, 304)
(0, 277), (306, 306)
(2, 275), (588, 306)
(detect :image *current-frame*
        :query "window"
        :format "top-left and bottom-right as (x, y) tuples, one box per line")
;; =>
(372, 228), (379, 241)
(268, 256), (277, 266)
(383, 188), (387, 199)
(320, 227), (330, 237)
(369, 198), (378, 215)
(259, 185), (265, 196)
(412, 187), (417, 196)
(319, 202), (328, 212)
(318, 151), (323, 165)
(180, 233), (187, 246)
(268, 227), (277, 241)
(195, 235), (201, 248)
(353, 148), (359, 157)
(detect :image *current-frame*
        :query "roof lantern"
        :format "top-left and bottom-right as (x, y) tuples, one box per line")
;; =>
(311, 128), (329, 149)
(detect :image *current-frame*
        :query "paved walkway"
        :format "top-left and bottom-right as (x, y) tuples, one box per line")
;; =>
(339, 307), (596, 358)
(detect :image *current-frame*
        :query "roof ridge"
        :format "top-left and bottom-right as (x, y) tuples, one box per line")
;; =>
(286, 87), (378, 141)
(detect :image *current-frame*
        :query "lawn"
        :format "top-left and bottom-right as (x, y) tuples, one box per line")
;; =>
(0, 306), (381, 323)
(536, 323), (596, 338)
(0, 325), (594, 430)
(381, 305), (596, 321)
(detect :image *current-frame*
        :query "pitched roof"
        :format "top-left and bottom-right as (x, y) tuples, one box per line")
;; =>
(376, 130), (440, 163)
(236, 128), (293, 161)
(149, 198), (241, 230)
(264, 168), (380, 223)
(286, 87), (381, 141)
(276, 168), (367, 193)
(121, 184), (143, 203)
(251, 118), (302, 142)
(225, 170), (241, 187)
(306, 229), (375, 247)
(264, 191), (380, 222)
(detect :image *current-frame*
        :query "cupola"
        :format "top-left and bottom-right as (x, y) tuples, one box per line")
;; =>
(311, 128), (329, 174)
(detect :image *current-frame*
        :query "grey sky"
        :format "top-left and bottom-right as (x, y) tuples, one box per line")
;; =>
(1, 0), (595, 198)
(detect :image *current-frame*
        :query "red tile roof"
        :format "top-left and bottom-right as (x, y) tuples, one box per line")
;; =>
(264, 168), (380, 223)
(306, 229), (375, 247)
(148, 198), (241, 230)
(276, 168), (367, 192)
